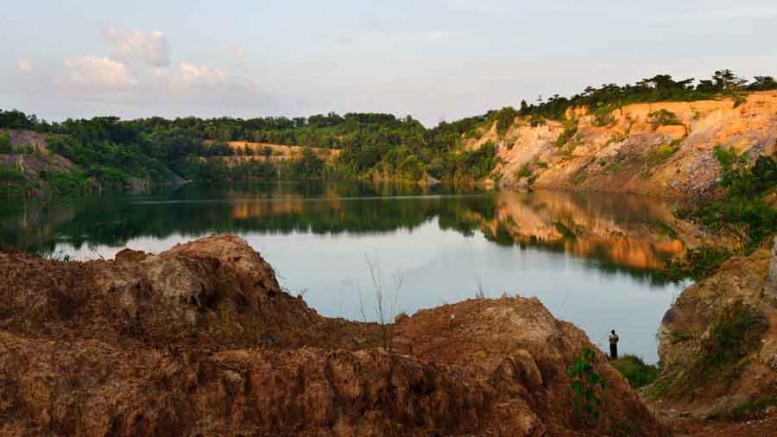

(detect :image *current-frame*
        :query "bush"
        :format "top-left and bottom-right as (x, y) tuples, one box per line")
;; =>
(688, 148), (777, 252)
(703, 302), (767, 370)
(654, 139), (682, 161)
(648, 109), (683, 130)
(515, 163), (532, 180)
(591, 105), (615, 127)
(662, 246), (732, 281)
(48, 169), (92, 195)
(493, 107), (519, 136)
(567, 347), (606, 425)
(555, 122), (578, 148)
(706, 396), (777, 421)
(0, 132), (10, 153)
(609, 355), (659, 388)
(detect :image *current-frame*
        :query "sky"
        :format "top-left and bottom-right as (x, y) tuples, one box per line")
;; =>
(2, 0), (777, 125)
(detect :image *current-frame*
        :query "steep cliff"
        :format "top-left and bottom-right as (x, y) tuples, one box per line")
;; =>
(654, 236), (777, 420)
(465, 91), (777, 197)
(0, 235), (667, 436)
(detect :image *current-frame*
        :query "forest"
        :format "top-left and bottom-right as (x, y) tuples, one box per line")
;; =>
(1, 70), (776, 195)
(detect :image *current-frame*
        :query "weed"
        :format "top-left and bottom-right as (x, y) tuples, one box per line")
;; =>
(568, 347), (607, 425)
(655, 139), (682, 161)
(705, 396), (777, 421)
(664, 302), (767, 398)
(364, 254), (403, 352)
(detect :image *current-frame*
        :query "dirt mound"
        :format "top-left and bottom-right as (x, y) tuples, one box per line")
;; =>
(654, 236), (777, 419)
(0, 235), (666, 436)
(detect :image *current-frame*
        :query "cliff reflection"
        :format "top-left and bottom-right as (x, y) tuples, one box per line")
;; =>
(478, 191), (698, 271)
(0, 182), (704, 279)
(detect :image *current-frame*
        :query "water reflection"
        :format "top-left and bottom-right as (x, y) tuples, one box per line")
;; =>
(0, 182), (702, 362)
(0, 182), (702, 279)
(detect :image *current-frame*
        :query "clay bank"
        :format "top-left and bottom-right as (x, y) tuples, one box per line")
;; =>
(0, 235), (666, 436)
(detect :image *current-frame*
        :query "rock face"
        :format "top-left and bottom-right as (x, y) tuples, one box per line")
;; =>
(0, 235), (666, 436)
(0, 129), (74, 195)
(766, 236), (777, 295)
(656, 238), (777, 414)
(465, 91), (777, 197)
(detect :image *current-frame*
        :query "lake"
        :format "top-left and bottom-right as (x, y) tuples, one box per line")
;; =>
(0, 182), (697, 362)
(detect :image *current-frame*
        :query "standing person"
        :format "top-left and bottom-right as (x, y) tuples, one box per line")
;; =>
(609, 330), (619, 359)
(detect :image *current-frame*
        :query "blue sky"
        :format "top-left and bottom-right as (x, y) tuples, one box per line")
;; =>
(2, 0), (777, 125)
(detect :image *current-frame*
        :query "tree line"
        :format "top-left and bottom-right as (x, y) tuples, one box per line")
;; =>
(1, 69), (776, 194)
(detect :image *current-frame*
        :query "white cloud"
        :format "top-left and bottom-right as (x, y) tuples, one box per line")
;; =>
(176, 62), (228, 88)
(16, 59), (35, 71)
(336, 28), (456, 48)
(651, 6), (777, 23)
(64, 56), (137, 87)
(447, 0), (504, 15)
(103, 27), (171, 67)
(225, 43), (247, 59)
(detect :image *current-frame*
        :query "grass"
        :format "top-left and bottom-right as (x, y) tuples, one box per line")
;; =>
(609, 355), (659, 388)
(702, 302), (766, 370)
(705, 396), (777, 421)
(646, 374), (676, 399)
(654, 139), (682, 161)
(658, 302), (767, 399)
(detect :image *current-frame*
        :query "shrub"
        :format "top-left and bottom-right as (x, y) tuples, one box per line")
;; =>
(648, 109), (683, 130)
(662, 246), (732, 281)
(706, 396), (777, 421)
(654, 139), (682, 161)
(529, 114), (546, 127)
(609, 355), (659, 388)
(703, 302), (766, 370)
(0, 132), (10, 153)
(555, 121), (578, 148)
(49, 169), (92, 195)
(591, 105), (616, 127)
(493, 107), (519, 136)
(567, 347), (606, 425)
(515, 163), (532, 180)
(464, 128), (483, 140)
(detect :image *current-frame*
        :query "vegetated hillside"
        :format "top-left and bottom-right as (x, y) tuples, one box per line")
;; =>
(0, 110), (494, 196)
(650, 236), (777, 426)
(0, 129), (78, 196)
(0, 235), (667, 436)
(463, 91), (777, 197)
(3, 70), (776, 197)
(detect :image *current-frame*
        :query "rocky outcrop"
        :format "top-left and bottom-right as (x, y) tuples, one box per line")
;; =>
(0, 129), (74, 195)
(766, 236), (777, 295)
(467, 91), (777, 197)
(0, 235), (666, 436)
(656, 237), (777, 415)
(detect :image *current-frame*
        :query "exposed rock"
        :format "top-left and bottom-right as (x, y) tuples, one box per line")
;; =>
(655, 237), (777, 415)
(766, 236), (777, 295)
(464, 91), (777, 197)
(0, 235), (667, 436)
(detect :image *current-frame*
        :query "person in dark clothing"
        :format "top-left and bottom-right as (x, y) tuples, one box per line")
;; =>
(609, 329), (619, 359)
